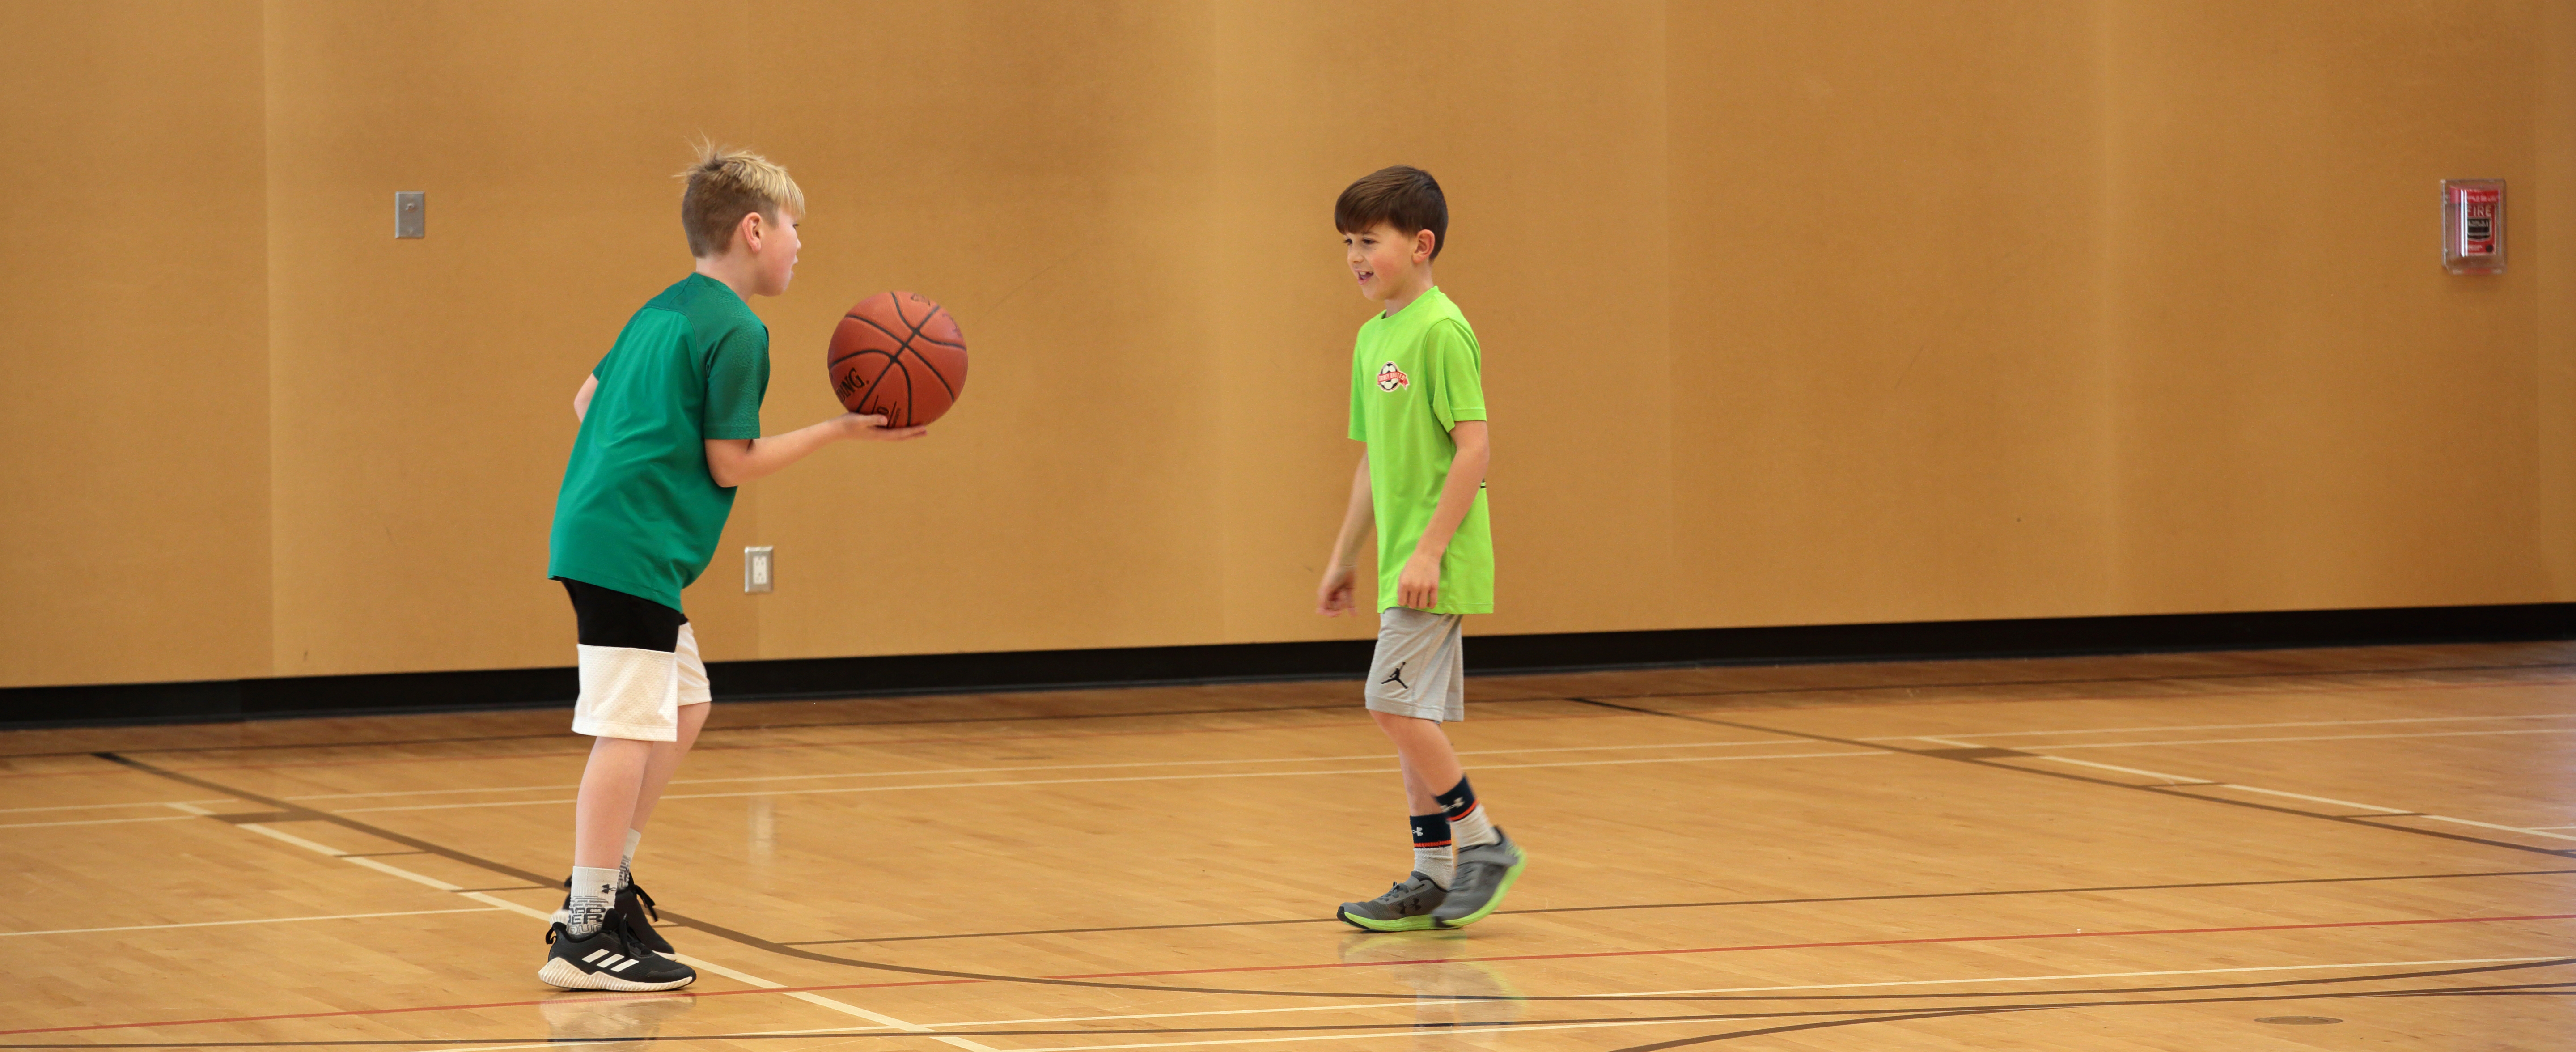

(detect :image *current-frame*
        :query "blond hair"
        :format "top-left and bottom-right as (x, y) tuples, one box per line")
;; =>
(677, 144), (805, 258)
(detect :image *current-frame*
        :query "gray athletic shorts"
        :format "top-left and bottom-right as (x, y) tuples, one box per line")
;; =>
(1364, 607), (1466, 722)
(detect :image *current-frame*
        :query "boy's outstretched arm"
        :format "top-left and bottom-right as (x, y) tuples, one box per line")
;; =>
(703, 413), (926, 488)
(1316, 454), (1373, 616)
(1397, 421), (1488, 609)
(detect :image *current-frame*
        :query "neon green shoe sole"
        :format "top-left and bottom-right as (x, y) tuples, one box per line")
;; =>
(1432, 833), (1525, 928)
(1337, 907), (1438, 932)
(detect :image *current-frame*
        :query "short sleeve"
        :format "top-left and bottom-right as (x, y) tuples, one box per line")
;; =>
(702, 321), (770, 440)
(1425, 320), (1486, 431)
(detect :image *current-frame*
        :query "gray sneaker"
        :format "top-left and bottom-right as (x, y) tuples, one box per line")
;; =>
(1431, 830), (1525, 928)
(1337, 872), (1449, 932)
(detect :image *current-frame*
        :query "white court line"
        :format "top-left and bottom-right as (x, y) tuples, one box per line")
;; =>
(2008, 727), (2576, 750)
(1604, 956), (2563, 996)
(329, 751), (1885, 814)
(2202, 784), (2411, 814)
(220, 812), (996, 1052)
(867, 955), (2559, 1030)
(0, 814), (201, 829)
(2029, 757), (2576, 842)
(0, 907), (503, 938)
(168, 951), (2576, 1052)
(0, 797), (232, 815)
(2022, 756), (2215, 785)
(237, 822), (353, 856)
(1865, 712), (2576, 742)
(674, 954), (1000, 1052)
(283, 739), (1809, 802)
(2413, 814), (2576, 844)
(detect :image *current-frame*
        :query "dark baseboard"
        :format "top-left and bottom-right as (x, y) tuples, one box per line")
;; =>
(7, 601), (2572, 730)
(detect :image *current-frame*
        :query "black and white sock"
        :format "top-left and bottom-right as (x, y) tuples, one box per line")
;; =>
(567, 865), (619, 937)
(1411, 812), (1455, 887)
(1436, 777), (1498, 848)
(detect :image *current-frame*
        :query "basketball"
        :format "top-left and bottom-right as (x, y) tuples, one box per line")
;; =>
(826, 291), (967, 427)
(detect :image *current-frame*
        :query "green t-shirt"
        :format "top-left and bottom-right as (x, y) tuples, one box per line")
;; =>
(548, 274), (770, 610)
(1348, 286), (1493, 615)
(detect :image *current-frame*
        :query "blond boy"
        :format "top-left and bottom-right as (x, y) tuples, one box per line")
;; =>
(539, 148), (923, 990)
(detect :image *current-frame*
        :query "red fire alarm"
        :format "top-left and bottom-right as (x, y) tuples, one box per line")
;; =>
(2442, 179), (2504, 274)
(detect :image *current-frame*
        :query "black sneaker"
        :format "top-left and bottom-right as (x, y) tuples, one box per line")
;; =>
(555, 876), (674, 954)
(538, 915), (696, 991)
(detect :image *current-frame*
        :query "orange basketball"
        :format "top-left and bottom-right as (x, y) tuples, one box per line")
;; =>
(826, 291), (967, 427)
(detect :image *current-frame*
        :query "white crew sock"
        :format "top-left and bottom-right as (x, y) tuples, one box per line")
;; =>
(621, 828), (642, 887)
(1415, 846), (1456, 888)
(567, 865), (620, 938)
(1449, 800), (1499, 849)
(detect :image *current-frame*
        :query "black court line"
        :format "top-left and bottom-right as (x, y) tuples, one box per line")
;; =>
(13, 701), (1394, 762)
(780, 866), (2576, 944)
(97, 753), (2576, 1007)
(13, 654), (2571, 764)
(1571, 698), (2576, 860)
(5, 976), (2569, 1048)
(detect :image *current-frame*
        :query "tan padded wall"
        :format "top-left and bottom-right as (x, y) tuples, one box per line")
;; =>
(3, 1), (2570, 687)
(0, 1), (273, 688)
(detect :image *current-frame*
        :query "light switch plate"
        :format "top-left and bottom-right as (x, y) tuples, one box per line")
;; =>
(395, 191), (425, 238)
(744, 546), (775, 593)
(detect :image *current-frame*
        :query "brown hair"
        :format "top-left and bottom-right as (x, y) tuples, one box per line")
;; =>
(677, 144), (806, 259)
(1334, 165), (1448, 261)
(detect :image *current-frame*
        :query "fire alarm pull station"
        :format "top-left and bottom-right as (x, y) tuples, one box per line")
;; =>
(2441, 179), (2504, 274)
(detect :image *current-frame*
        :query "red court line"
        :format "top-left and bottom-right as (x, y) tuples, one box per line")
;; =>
(1049, 912), (2576, 979)
(9, 911), (2567, 1036)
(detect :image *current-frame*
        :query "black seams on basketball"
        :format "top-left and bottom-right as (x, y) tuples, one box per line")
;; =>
(826, 291), (968, 427)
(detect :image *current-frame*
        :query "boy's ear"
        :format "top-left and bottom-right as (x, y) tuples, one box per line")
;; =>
(1413, 228), (1436, 263)
(734, 211), (765, 254)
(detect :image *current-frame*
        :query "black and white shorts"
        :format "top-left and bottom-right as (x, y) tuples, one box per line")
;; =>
(1364, 607), (1466, 722)
(560, 578), (709, 742)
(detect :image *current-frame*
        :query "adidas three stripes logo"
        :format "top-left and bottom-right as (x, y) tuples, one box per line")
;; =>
(582, 948), (642, 972)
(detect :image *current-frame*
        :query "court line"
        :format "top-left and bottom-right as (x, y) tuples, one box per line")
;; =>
(0, 908), (504, 938)
(222, 812), (1000, 1052)
(324, 751), (1885, 814)
(88, 748), (2576, 1014)
(69, 980), (2563, 1052)
(12, 653), (2562, 769)
(279, 738), (1811, 802)
(2032, 757), (2576, 844)
(783, 867), (2576, 945)
(1036, 912), (2576, 981)
(672, 954), (1001, 1052)
(1865, 711), (2576, 741)
(0, 797), (233, 815)
(10, 942), (2563, 1040)
(0, 814), (202, 829)
(2004, 727), (2576, 750)
(16, 705), (1620, 780)
(1577, 697), (2576, 860)
(874, 956), (2560, 1028)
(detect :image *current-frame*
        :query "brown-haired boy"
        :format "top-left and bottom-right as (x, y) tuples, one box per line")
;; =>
(1318, 165), (1525, 930)
(538, 147), (924, 990)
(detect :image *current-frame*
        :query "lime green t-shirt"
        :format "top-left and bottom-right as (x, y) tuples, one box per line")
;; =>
(548, 274), (770, 610)
(1348, 286), (1493, 615)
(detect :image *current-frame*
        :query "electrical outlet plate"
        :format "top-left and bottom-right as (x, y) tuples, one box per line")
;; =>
(395, 191), (425, 238)
(744, 546), (775, 593)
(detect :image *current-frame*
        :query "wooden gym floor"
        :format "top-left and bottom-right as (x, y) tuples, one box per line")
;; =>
(2, 642), (2571, 1050)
